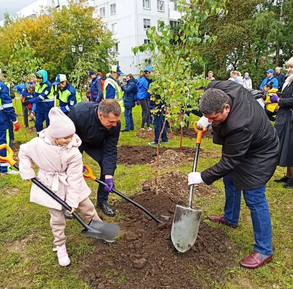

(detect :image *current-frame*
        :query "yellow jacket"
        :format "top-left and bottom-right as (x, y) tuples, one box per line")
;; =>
(265, 88), (279, 112)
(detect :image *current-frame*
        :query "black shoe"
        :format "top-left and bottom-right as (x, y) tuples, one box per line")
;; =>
(130, 128), (134, 131)
(121, 129), (130, 132)
(283, 177), (293, 188)
(97, 201), (116, 217)
(274, 176), (289, 183)
(63, 208), (74, 219)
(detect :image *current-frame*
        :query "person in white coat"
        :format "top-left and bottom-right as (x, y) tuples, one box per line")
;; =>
(242, 72), (252, 89)
(18, 107), (102, 267)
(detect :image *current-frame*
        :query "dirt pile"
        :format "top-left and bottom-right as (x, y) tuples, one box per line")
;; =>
(150, 150), (188, 167)
(79, 172), (236, 289)
(117, 146), (197, 166)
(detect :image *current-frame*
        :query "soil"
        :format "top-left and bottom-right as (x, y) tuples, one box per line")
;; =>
(79, 171), (237, 289)
(118, 145), (198, 166)
(117, 146), (220, 166)
(11, 141), (22, 163)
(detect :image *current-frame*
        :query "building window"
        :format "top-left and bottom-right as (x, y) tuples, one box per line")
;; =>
(110, 3), (116, 15)
(100, 7), (105, 17)
(143, 0), (151, 9)
(112, 23), (117, 34)
(143, 19), (151, 30)
(144, 39), (150, 45)
(113, 43), (118, 52)
(157, 0), (164, 12)
(144, 58), (151, 65)
(170, 20), (180, 28)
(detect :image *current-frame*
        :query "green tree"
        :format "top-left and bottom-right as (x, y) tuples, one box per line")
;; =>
(0, 0), (115, 87)
(133, 0), (227, 148)
(5, 35), (43, 85)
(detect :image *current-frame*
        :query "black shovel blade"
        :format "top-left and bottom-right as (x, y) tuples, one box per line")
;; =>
(81, 220), (120, 241)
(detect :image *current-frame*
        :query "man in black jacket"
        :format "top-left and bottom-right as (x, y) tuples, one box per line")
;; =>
(188, 81), (279, 269)
(68, 99), (121, 216)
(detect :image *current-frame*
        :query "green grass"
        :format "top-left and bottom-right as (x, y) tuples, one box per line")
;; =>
(0, 99), (293, 288)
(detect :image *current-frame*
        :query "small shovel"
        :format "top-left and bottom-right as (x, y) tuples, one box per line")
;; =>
(83, 164), (162, 223)
(0, 144), (120, 242)
(171, 121), (208, 253)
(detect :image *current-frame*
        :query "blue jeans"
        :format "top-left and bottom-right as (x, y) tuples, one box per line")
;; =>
(223, 174), (272, 255)
(153, 111), (168, 143)
(124, 108), (134, 130)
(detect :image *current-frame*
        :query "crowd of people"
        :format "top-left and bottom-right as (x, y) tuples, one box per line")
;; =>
(0, 57), (293, 269)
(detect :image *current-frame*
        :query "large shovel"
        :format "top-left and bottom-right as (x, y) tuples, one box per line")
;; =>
(83, 164), (162, 223)
(171, 121), (208, 252)
(0, 144), (120, 242)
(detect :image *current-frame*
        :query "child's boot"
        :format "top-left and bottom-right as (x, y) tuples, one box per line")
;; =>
(53, 243), (70, 266)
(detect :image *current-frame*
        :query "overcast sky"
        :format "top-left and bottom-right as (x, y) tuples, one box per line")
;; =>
(0, 0), (37, 20)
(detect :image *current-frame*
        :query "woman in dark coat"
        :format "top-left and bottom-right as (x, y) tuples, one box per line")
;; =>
(273, 57), (293, 188)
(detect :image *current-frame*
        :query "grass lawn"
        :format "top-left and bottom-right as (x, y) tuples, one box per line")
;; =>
(0, 99), (292, 288)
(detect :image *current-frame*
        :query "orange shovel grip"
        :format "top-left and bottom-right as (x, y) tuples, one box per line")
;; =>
(193, 121), (208, 144)
(0, 144), (16, 166)
(83, 164), (97, 181)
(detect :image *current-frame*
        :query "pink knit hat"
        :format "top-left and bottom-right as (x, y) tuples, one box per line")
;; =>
(48, 107), (76, 138)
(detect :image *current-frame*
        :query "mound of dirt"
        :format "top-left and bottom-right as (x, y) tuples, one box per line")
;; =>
(78, 172), (237, 289)
(150, 150), (188, 168)
(117, 146), (199, 166)
(141, 171), (218, 200)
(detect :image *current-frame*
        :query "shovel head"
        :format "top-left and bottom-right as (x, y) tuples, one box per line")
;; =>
(81, 220), (120, 242)
(171, 205), (202, 253)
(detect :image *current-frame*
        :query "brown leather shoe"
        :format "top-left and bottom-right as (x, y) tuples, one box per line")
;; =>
(240, 252), (272, 269)
(208, 215), (237, 228)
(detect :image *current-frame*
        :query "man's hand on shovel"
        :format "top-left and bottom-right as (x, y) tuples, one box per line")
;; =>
(104, 176), (115, 193)
(188, 172), (203, 185)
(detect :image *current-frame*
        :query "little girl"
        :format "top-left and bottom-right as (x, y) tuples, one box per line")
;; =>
(18, 107), (102, 267)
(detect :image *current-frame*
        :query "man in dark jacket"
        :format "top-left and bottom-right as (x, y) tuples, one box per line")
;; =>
(89, 71), (103, 103)
(275, 67), (286, 91)
(68, 99), (121, 216)
(188, 81), (279, 269)
(121, 74), (137, 132)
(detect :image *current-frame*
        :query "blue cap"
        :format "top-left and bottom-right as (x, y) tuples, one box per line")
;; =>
(88, 70), (95, 76)
(266, 69), (274, 74)
(144, 66), (153, 72)
(53, 74), (67, 85)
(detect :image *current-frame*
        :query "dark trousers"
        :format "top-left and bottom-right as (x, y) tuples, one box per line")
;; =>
(154, 111), (168, 143)
(124, 108), (134, 130)
(35, 111), (50, 134)
(22, 104), (29, 128)
(79, 144), (109, 205)
(9, 122), (14, 142)
(139, 99), (150, 128)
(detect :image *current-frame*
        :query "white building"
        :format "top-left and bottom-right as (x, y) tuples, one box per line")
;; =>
(15, 0), (181, 74)
(15, 0), (51, 19)
(93, 0), (181, 74)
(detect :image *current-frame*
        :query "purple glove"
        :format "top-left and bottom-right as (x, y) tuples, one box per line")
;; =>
(104, 178), (115, 193)
(270, 94), (279, 103)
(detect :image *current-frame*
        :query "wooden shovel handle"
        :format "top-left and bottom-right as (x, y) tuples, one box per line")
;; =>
(193, 121), (208, 144)
(0, 144), (16, 166)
